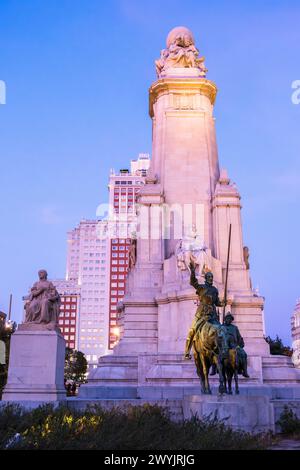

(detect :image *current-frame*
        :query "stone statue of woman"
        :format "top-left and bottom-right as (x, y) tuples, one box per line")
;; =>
(24, 270), (61, 327)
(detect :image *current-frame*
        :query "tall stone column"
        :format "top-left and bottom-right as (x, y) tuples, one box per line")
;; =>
(212, 169), (251, 292)
(149, 74), (219, 255)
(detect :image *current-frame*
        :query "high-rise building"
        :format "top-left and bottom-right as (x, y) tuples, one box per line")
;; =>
(64, 154), (150, 361)
(65, 219), (110, 369)
(51, 279), (80, 350)
(107, 154), (150, 349)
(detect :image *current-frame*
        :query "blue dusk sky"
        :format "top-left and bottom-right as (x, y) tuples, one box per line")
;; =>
(0, 0), (299, 345)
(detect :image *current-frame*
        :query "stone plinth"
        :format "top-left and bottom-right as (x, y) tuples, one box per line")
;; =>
(183, 394), (275, 433)
(2, 328), (66, 402)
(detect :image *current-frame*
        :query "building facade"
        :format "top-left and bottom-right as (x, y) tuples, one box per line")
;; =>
(292, 299), (300, 368)
(107, 154), (150, 349)
(51, 279), (80, 350)
(65, 219), (110, 369)
(62, 155), (150, 363)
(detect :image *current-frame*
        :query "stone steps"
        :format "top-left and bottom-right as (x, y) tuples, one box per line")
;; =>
(262, 355), (300, 384)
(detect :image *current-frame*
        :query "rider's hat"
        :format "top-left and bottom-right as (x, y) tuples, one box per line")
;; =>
(224, 312), (234, 321)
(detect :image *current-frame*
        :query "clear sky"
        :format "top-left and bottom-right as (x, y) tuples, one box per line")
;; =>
(0, 0), (299, 345)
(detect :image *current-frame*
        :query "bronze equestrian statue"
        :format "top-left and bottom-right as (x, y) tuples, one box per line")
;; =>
(185, 262), (249, 395)
(185, 261), (228, 394)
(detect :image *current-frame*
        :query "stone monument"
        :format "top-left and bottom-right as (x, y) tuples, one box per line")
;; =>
(2, 270), (66, 403)
(76, 27), (300, 430)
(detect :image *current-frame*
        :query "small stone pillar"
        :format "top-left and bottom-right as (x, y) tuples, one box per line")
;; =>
(2, 324), (66, 402)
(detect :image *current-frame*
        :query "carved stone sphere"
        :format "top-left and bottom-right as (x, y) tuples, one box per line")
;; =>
(166, 26), (195, 48)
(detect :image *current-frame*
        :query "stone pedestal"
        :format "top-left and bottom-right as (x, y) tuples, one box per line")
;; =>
(183, 395), (275, 433)
(2, 328), (66, 402)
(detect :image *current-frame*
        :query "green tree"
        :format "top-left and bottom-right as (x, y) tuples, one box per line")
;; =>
(64, 347), (88, 384)
(264, 335), (293, 356)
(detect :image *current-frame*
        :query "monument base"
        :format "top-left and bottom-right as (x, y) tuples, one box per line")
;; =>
(183, 395), (275, 433)
(70, 384), (300, 433)
(84, 353), (300, 387)
(2, 328), (66, 402)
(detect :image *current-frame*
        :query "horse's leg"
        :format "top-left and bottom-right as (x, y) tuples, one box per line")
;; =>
(194, 351), (206, 394)
(233, 351), (239, 394)
(217, 357), (226, 395)
(222, 362), (228, 394)
(234, 367), (239, 394)
(201, 353), (211, 394)
(227, 369), (233, 395)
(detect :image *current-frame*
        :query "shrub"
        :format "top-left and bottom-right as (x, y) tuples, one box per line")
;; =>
(276, 406), (300, 435)
(0, 403), (271, 450)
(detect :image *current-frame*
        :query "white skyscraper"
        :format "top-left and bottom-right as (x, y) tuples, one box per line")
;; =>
(64, 154), (150, 364)
(66, 219), (110, 368)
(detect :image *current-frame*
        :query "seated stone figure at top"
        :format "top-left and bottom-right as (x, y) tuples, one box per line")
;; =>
(155, 26), (207, 78)
(25, 269), (61, 326)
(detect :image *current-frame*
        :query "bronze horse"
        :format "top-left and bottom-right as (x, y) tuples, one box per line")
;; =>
(193, 314), (229, 394)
